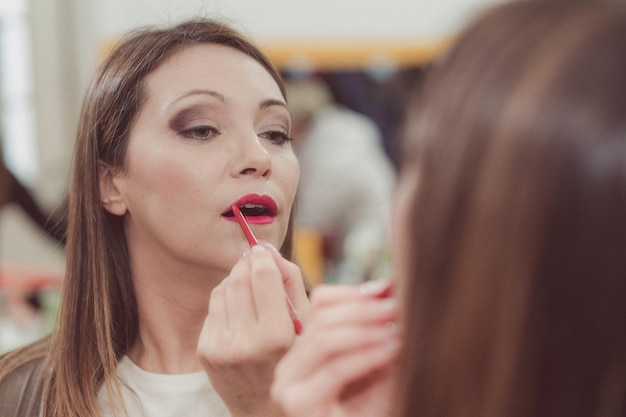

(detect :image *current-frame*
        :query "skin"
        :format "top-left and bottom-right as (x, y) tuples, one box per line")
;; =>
(99, 44), (309, 416)
(270, 168), (412, 417)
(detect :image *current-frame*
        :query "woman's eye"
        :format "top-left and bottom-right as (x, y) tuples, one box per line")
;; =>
(180, 125), (219, 141)
(260, 130), (292, 146)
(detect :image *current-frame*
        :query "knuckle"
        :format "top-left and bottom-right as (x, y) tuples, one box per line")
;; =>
(252, 262), (277, 279)
(310, 309), (335, 328)
(309, 285), (333, 307)
(256, 328), (292, 357)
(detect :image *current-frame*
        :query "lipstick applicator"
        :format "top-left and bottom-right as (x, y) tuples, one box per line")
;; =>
(231, 204), (303, 335)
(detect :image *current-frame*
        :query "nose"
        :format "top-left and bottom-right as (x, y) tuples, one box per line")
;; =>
(231, 134), (272, 178)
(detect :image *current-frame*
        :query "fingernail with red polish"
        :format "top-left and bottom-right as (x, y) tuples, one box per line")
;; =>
(360, 279), (393, 298)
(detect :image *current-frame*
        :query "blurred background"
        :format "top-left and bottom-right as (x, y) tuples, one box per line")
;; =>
(0, 0), (507, 353)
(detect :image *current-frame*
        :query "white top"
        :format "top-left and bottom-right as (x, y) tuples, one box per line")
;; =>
(97, 356), (231, 417)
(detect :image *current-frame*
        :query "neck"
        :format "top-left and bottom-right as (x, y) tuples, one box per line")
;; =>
(128, 259), (225, 374)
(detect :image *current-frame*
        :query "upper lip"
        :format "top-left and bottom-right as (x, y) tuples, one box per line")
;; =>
(222, 194), (278, 217)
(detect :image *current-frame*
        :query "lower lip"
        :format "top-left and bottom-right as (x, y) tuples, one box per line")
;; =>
(223, 215), (275, 225)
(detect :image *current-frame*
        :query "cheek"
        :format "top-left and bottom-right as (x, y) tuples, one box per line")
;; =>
(124, 144), (209, 211)
(130, 153), (180, 193)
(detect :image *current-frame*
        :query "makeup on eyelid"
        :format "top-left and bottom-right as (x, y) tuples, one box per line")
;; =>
(168, 106), (215, 132)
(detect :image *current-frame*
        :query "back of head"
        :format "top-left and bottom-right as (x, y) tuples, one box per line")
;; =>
(397, 2), (626, 417)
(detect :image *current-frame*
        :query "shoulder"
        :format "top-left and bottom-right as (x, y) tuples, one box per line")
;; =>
(0, 340), (49, 417)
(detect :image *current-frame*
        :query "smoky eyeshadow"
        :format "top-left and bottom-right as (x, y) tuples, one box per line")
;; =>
(168, 106), (209, 132)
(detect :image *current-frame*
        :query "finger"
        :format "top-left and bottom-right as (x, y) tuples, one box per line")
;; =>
(282, 317), (399, 383)
(308, 284), (366, 309)
(247, 245), (295, 338)
(273, 337), (399, 416)
(309, 280), (393, 308)
(224, 253), (258, 333)
(308, 296), (398, 332)
(277, 339), (399, 394)
(263, 243), (310, 317)
(251, 244), (313, 335)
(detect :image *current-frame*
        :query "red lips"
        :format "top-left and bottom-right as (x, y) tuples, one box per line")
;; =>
(222, 194), (277, 225)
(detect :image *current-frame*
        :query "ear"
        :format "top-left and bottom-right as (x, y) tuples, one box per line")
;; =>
(99, 162), (127, 216)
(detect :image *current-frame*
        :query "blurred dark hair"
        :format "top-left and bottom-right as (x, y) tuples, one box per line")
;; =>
(396, 2), (626, 417)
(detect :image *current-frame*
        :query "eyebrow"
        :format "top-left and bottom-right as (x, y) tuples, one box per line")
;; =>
(170, 89), (227, 107)
(260, 98), (288, 110)
(168, 89), (287, 111)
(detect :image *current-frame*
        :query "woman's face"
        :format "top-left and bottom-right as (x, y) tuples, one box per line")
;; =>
(104, 44), (299, 275)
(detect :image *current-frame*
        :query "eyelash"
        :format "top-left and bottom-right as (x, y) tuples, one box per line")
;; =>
(178, 126), (291, 146)
(260, 130), (292, 146)
(179, 125), (219, 141)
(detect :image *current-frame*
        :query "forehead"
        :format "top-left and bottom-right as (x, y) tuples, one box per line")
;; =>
(143, 43), (283, 105)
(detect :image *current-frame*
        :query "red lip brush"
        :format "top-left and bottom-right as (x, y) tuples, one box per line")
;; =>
(231, 204), (303, 335)
(232, 203), (259, 247)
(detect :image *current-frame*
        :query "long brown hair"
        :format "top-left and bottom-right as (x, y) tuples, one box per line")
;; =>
(396, 2), (626, 417)
(0, 18), (293, 417)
